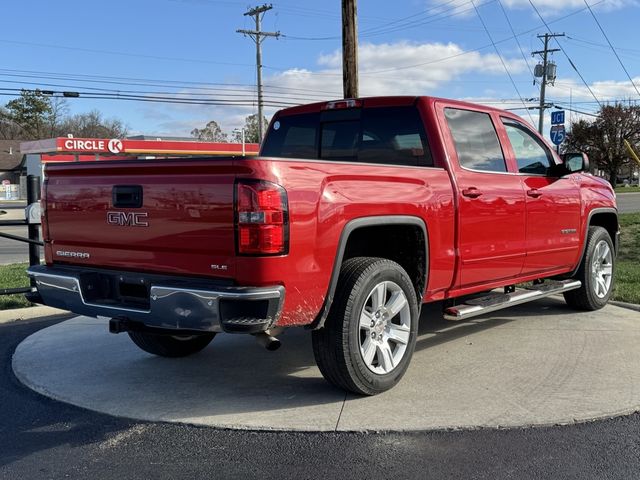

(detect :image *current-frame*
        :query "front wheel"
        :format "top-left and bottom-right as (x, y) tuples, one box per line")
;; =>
(312, 257), (419, 395)
(564, 226), (615, 310)
(128, 331), (215, 357)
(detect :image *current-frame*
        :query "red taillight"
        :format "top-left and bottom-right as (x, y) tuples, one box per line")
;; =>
(236, 181), (288, 255)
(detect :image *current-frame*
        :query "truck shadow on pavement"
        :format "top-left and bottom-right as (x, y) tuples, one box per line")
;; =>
(414, 295), (583, 353)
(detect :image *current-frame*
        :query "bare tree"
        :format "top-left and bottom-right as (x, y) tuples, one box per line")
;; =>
(564, 103), (640, 185)
(47, 97), (69, 137)
(56, 110), (128, 138)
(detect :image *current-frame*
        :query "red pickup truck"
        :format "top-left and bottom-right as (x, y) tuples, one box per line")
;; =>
(29, 96), (618, 395)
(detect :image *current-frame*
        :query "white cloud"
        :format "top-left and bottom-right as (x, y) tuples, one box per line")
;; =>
(143, 41), (639, 139)
(140, 40), (527, 136)
(267, 41), (526, 100)
(548, 77), (640, 103)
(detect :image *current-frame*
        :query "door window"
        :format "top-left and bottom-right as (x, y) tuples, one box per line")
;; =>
(444, 108), (507, 173)
(502, 121), (553, 175)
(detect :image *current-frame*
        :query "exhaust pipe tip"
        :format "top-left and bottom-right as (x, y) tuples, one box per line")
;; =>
(266, 337), (281, 351)
(109, 317), (131, 334)
(253, 332), (281, 351)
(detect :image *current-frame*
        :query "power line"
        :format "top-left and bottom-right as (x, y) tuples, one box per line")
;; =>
(0, 68), (342, 97)
(496, 0), (534, 78)
(471, 0), (536, 125)
(324, 0), (606, 77)
(0, 38), (255, 68)
(0, 88), (296, 108)
(0, 79), (326, 105)
(566, 36), (640, 56)
(281, 0), (460, 41)
(283, 0), (499, 41)
(527, 0), (602, 109)
(582, 0), (640, 98)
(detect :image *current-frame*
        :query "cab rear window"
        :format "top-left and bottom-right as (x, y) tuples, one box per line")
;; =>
(261, 106), (433, 167)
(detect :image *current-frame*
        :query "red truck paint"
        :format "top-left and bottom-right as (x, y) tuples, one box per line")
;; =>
(39, 96), (616, 329)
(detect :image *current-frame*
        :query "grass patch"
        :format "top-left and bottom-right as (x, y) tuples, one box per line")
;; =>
(0, 262), (33, 310)
(614, 186), (640, 194)
(613, 212), (640, 304)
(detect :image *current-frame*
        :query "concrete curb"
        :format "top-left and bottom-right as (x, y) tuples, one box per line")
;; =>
(0, 305), (70, 324)
(610, 300), (640, 312)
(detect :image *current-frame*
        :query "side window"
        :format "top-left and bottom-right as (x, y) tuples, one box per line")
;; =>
(502, 121), (553, 175)
(444, 108), (507, 173)
(261, 113), (319, 159)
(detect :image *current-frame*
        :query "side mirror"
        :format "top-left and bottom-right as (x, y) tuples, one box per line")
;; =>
(562, 152), (590, 173)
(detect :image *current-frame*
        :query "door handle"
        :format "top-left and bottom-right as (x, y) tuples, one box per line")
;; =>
(462, 187), (483, 198)
(527, 189), (542, 198)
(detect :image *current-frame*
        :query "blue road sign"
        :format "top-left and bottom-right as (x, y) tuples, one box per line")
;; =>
(550, 124), (566, 145)
(551, 110), (565, 125)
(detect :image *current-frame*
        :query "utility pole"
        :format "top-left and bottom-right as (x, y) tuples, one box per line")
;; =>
(342, 0), (358, 98)
(532, 33), (563, 134)
(237, 4), (280, 142)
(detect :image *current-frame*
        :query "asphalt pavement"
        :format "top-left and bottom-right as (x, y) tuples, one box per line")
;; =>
(2, 316), (640, 480)
(0, 204), (29, 265)
(617, 191), (640, 213)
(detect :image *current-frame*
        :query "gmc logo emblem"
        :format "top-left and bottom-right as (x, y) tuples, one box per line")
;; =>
(107, 211), (149, 227)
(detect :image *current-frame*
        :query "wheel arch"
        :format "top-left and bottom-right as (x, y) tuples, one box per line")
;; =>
(309, 215), (429, 330)
(569, 207), (619, 278)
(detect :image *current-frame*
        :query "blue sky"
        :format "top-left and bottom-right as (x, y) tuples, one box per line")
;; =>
(2, 0), (639, 139)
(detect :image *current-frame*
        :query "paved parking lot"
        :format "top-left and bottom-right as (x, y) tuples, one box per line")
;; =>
(2, 316), (640, 480)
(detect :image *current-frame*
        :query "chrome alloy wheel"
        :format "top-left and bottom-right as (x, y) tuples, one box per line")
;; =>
(359, 281), (411, 374)
(591, 239), (613, 299)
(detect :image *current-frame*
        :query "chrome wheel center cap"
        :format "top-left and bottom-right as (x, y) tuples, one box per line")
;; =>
(373, 308), (390, 336)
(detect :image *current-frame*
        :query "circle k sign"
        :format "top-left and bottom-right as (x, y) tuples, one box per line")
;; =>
(108, 139), (123, 154)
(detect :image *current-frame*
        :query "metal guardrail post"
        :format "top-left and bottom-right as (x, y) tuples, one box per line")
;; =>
(27, 175), (40, 286)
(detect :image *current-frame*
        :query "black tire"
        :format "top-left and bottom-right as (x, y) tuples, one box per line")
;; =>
(312, 257), (419, 396)
(127, 331), (215, 357)
(563, 226), (615, 311)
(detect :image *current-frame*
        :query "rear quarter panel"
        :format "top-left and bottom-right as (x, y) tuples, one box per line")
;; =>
(236, 158), (456, 326)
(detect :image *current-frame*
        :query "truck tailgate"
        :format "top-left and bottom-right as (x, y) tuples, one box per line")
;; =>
(44, 158), (241, 279)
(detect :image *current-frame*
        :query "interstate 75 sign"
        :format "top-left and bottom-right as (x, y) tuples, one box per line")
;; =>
(550, 124), (566, 146)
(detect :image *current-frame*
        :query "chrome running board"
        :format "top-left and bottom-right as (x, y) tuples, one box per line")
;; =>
(443, 280), (582, 321)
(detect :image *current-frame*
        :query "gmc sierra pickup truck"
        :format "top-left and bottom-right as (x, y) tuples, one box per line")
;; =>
(28, 96), (618, 395)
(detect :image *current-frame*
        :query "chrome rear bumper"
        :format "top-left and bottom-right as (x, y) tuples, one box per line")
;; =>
(28, 265), (284, 334)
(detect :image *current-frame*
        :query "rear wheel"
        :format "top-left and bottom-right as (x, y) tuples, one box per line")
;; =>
(127, 331), (215, 357)
(564, 226), (615, 310)
(312, 257), (419, 395)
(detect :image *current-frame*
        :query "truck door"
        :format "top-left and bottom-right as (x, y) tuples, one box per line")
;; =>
(500, 118), (581, 275)
(442, 107), (527, 288)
